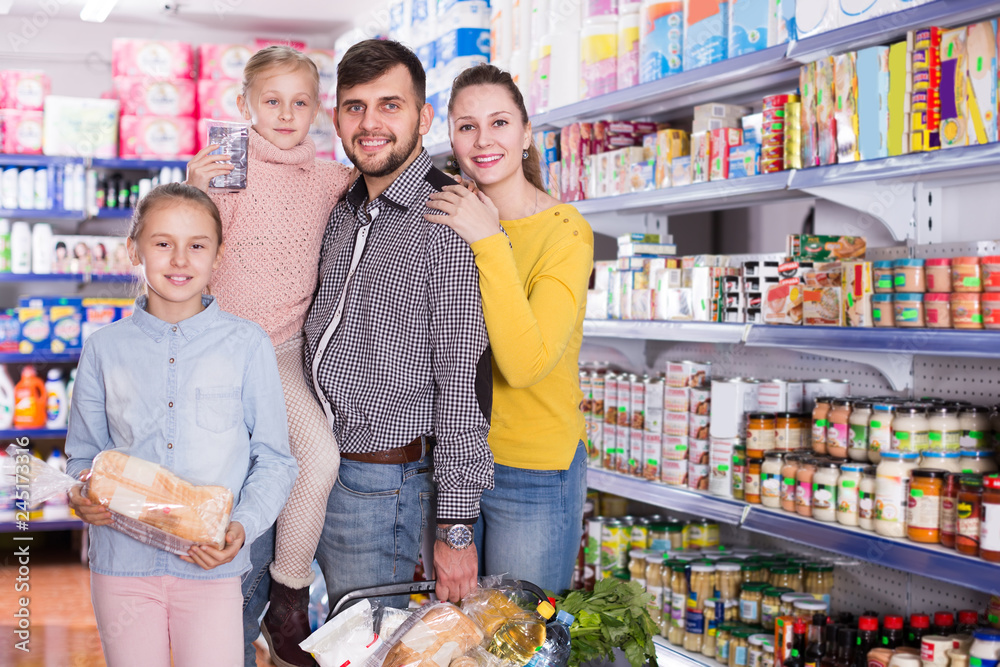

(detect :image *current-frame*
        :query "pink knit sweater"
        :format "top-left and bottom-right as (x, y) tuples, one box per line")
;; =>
(209, 129), (350, 346)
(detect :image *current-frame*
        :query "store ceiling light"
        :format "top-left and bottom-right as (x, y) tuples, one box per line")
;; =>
(80, 0), (119, 23)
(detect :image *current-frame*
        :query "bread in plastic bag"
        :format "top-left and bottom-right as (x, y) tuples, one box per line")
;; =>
(301, 598), (383, 667)
(84, 450), (233, 554)
(364, 602), (484, 667)
(3, 444), (80, 509)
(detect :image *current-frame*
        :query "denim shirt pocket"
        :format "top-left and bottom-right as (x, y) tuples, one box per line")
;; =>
(195, 386), (242, 433)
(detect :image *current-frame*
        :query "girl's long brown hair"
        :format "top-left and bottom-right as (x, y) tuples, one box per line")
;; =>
(448, 64), (546, 193)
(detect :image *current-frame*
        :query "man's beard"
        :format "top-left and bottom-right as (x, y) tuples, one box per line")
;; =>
(344, 125), (421, 178)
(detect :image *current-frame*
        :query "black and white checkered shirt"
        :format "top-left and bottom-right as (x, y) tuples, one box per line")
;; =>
(303, 149), (493, 523)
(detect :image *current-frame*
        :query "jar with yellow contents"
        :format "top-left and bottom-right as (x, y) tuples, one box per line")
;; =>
(667, 560), (689, 645)
(770, 565), (804, 592)
(702, 598), (725, 658)
(739, 582), (770, 627)
(741, 562), (768, 585)
(804, 563), (835, 597)
(730, 628), (754, 667)
(685, 563), (718, 654)
(717, 624), (736, 665)
(761, 587), (794, 629)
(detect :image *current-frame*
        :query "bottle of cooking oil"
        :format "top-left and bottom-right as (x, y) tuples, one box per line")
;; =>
(488, 600), (553, 666)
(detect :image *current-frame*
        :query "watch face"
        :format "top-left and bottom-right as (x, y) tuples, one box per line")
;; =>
(448, 524), (473, 549)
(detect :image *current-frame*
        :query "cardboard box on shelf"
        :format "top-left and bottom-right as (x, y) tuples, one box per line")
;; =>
(691, 132), (710, 184)
(888, 37), (913, 156)
(788, 234), (867, 261)
(672, 156), (693, 187)
(728, 0), (772, 59)
(0, 70), (50, 111)
(654, 129), (690, 188)
(911, 27), (942, 152)
(800, 61), (819, 167)
(764, 280), (803, 325)
(834, 52), (859, 163)
(111, 38), (194, 79)
(684, 0), (729, 71)
(857, 45), (890, 160)
(42, 97), (119, 158)
(728, 143), (761, 178)
(815, 56), (837, 166)
(939, 26), (969, 149)
(804, 286), (844, 326)
(966, 20), (998, 145)
(843, 260), (874, 327)
(119, 115), (197, 158)
(709, 127), (743, 181)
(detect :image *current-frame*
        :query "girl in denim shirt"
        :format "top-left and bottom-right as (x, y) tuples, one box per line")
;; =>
(66, 183), (297, 667)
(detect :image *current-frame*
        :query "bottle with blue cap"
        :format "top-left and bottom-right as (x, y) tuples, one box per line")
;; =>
(525, 608), (574, 667)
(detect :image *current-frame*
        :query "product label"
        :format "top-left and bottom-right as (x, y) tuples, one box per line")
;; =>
(941, 497), (957, 535)
(906, 488), (941, 530)
(812, 423), (827, 446)
(928, 429), (962, 452)
(781, 476), (797, 504)
(797, 479), (813, 508)
(870, 425), (891, 454)
(892, 429), (929, 453)
(746, 471), (761, 496)
(739, 598), (759, 622)
(957, 501), (980, 543)
(671, 592), (686, 623)
(849, 423), (868, 449)
(982, 503), (1000, 551)
(859, 489), (875, 520)
(829, 422), (849, 450)
(838, 484), (859, 516)
(813, 482), (836, 510)
(648, 586), (664, 614)
(685, 610), (705, 634)
(762, 472), (781, 499)
(961, 430), (987, 449)
(875, 476), (906, 523)
(735, 646), (748, 667)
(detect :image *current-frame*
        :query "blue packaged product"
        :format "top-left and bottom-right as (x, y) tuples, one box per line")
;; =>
(437, 28), (491, 66)
(728, 0), (769, 58)
(728, 143), (761, 178)
(640, 1), (684, 83)
(416, 41), (436, 71)
(0, 309), (20, 352)
(857, 45), (890, 161)
(683, 0), (729, 71)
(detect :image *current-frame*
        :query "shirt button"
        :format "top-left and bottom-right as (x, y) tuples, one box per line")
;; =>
(172, 327), (177, 332)
(167, 443), (173, 449)
(564, 218), (569, 223)
(168, 402), (173, 408)
(169, 358), (175, 364)
(555, 211), (560, 216)
(573, 231), (579, 236)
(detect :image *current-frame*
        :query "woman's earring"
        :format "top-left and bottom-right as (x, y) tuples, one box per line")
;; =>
(522, 150), (529, 159)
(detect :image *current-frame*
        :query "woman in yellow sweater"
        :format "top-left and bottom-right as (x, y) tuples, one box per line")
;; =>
(425, 63), (594, 594)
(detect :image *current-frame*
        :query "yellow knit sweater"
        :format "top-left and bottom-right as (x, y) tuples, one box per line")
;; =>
(468, 204), (594, 470)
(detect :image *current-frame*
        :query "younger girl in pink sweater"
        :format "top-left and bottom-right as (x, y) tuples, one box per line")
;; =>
(186, 46), (348, 667)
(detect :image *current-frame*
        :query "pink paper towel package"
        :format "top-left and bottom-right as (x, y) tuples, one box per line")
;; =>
(114, 78), (197, 117)
(0, 70), (50, 111)
(0, 109), (44, 154)
(197, 79), (243, 121)
(119, 115), (197, 158)
(111, 39), (194, 79)
(197, 43), (254, 80)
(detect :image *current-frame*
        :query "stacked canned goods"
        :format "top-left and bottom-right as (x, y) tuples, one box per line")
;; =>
(663, 360), (713, 491)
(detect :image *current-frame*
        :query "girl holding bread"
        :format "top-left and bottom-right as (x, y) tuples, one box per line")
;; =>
(66, 183), (297, 667)
(185, 45), (349, 667)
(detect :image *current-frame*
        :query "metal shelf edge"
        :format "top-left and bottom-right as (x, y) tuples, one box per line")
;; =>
(587, 469), (748, 525)
(743, 506), (1000, 594)
(583, 320), (747, 344)
(654, 636), (712, 667)
(746, 324), (1000, 358)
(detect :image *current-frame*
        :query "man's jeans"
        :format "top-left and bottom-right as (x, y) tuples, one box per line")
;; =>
(315, 454), (434, 612)
(241, 522), (275, 667)
(473, 441), (587, 595)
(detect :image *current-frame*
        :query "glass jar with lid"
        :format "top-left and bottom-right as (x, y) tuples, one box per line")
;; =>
(793, 598), (830, 618)
(907, 469), (947, 543)
(776, 413), (803, 452)
(849, 402), (873, 461)
(748, 413), (777, 458)
(875, 451), (920, 537)
(629, 549), (647, 587)
(837, 463), (866, 526)
(982, 475), (1000, 563)
(926, 258), (952, 293)
(761, 452), (785, 509)
(780, 454), (801, 513)
(960, 449), (999, 475)
(717, 624), (736, 664)
(894, 258), (926, 292)
(770, 565), (804, 592)
(762, 638), (775, 667)
(761, 587), (794, 628)
(812, 398), (833, 455)
(740, 582), (769, 626)
(956, 476), (984, 557)
(827, 399), (852, 459)
(741, 562), (768, 584)
(684, 563), (716, 653)
(667, 560), (688, 645)
(645, 553), (664, 626)
(921, 451), (963, 473)
(702, 598), (722, 658)
(869, 403), (897, 463)
(666, 520), (685, 551)
(804, 563), (835, 596)
(746, 457), (763, 504)
(812, 462), (840, 522)
(730, 628), (753, 667)
(780, 592), (816, 616)
(748, 633), (771, 667)
(952, 256), (984, 293)
(859, 465), (878, 531)
(959, 407), (992, 450)
(874, 260), (895, 293)
(716, 561), (742, 601)
(928, 407), (962, 453)
(796, 458), (818, 518)
(892, 407), (930, 454)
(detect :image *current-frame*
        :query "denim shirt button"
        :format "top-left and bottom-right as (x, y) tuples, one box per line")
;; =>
(167, 443), (173, 449)
(168, 402), (173, 408)
(169, 358), (175, 364)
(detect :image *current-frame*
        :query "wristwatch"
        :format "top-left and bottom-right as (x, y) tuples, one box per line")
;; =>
(435, 524), (474, 550)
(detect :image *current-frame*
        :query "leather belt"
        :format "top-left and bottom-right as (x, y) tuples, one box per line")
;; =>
(340, 435), (435, 464)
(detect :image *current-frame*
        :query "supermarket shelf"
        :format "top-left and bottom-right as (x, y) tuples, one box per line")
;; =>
(531, 46), (797, 130)
(583, 321), (1000, 359)
(788, 0), (1000, 63)
(589, 468), (1000, 592)
(91, 157), (188, 170)
(0, 352), (80, 363)
(0, 272), (133, 283)
(0, 208), (84, 220)
(587, 469), (748, 526)
(0, 154), (83, 168)
(573, 172), (797, 218)
(654, 637), (713, 667)
(0, 517), (84, 533)
(583, 320), (747, 345)
(742, 504), (1000, 594)
(0, 428), (68, 439)
(95, 208), (133, 218)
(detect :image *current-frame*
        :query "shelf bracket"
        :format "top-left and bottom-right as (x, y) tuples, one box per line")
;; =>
(800, 182), (916, 241)
(805, 349), (913, 391)
(914, 184), (943, 245)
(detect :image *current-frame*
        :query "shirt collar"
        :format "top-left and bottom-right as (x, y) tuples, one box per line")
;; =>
(131, 295), (220, 342)
(345, 149), (434, 215)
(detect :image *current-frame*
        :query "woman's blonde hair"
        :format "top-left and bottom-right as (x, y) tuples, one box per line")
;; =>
(242, 45), (321, 100)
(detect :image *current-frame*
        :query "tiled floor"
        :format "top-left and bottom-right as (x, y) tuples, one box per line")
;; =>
(0, 535), (275, 666)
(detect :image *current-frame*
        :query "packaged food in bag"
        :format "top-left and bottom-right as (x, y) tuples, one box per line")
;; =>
(4, 443), (80, 509)
(84, 450), (233, 554)
(300, 599), (383, 667)
(364, 602), (484, 667)
(205, 119), (249, 189)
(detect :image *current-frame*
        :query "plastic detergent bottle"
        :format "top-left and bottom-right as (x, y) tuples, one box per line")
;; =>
(0, 364), (15, 429)
(14, 365), (46, 429)
(45, 368), (67, 428)
(489, 600), (553, 665)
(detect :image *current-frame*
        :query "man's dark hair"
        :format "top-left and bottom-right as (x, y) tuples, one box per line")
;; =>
(336, 39), (426, 107)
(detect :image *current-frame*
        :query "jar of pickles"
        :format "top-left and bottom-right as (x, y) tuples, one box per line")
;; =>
(703, 599), (723, 658)
(780, 592), (817, 616)
(804, 563), (835, 597)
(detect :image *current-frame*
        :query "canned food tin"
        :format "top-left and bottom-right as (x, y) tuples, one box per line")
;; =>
(643, 432), (662, 481)
(631, 376), (648, 430)
(589, 421), (604, 467)
(689, 438), (710, 464)
(618, 426), (633, 474)
(690, 414), (711, 440)
(763, 94), (800, 108)
(666, 361), (688, 388)
(662, 459), (689, 486)
(617, 377), (632, 427)
(686, 360), (712, 388)
(591, 371), (606, 422)
(690, 386), (712, 415)
(580, 371), (592, 415)
(665, 386), (691, 413)
(663, 435), (690, 461)
(602, 423), (618, 470)
(665, 411), (690, 437)
(604, 373), (619, 426)
(689, 463), (710, 491)
(645, 377), (664, 420)
(628, 428), (644, 477)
